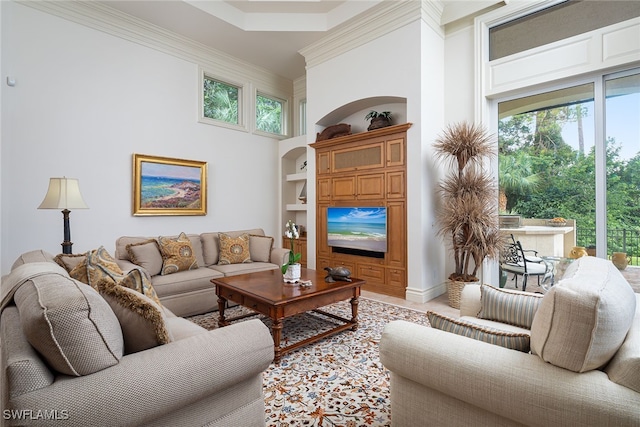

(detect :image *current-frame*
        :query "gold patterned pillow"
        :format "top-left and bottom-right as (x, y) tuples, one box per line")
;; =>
(218, 233), (252, 265)
(157, 232), (198, 275)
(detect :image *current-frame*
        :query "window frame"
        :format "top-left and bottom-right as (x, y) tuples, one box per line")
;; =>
(254, 90), (289, 139)
(198, 68), (248, 133)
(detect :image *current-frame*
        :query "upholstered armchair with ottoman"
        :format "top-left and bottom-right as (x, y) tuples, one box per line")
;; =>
(1, 249), (274, 426)
(380, 256), (639, 426)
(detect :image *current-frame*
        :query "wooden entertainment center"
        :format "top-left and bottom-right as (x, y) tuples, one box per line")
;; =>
(310, 123), (411, 298)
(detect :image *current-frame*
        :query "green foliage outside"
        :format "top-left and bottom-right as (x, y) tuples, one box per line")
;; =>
(499, 105), (640, 263)
(203, 78), (239, 124)
(256, 94), (283, 135)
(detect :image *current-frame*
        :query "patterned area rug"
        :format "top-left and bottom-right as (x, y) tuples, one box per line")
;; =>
(187, 297), (431, 426)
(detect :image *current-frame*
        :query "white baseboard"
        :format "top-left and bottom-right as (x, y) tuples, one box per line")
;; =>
(405, 282), (447, 303)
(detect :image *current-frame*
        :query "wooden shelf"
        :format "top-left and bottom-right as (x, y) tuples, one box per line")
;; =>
(286, 204), (307, 211)
(286, 172), (307, 182)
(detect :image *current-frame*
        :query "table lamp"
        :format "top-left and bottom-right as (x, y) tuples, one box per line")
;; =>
(38, 177), (89, 254)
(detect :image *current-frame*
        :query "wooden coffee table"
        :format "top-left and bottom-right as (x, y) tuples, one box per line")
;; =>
(211, 268), (364, 363)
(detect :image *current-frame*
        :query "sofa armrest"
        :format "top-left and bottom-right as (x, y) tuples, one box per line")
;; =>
(10, 319), (274, 426)
(380, 320), (638, 426)
(270, 247), (291, 267)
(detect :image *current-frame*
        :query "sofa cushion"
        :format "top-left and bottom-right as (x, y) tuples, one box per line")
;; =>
(427, 311), (531, 352)
(158, 232), (198, 275)
(13, 274), (124, 376)
(209, 262), (278, 277)
(530, 256), (636, 372)
(126, 239), (163, 276)
(1, 306), (54, 398)
(218, 233), (252, 265)
(477, 284), (543, 329)
(53, 253), (86, 272)
(10, 249), (56, 270)
(96, 278), (171, 354)
(250, 235), (274, 263)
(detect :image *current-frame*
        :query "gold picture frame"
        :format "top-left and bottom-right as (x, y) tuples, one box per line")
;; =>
(133, 154), (207, 216)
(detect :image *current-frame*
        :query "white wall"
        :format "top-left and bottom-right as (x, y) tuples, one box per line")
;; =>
(0, 2), (282, 273)
(305, 19), (447, 301)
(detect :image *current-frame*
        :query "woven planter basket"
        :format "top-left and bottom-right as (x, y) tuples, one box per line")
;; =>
(447, 279), (479, 309)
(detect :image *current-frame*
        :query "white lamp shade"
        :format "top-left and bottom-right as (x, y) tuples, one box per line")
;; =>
(38, 177), (89, 210)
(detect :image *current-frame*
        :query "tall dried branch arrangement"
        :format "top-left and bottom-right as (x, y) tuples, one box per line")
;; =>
(434, 122), (504, 281)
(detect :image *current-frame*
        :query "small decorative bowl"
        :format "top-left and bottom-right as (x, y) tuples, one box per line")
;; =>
(548, 219), (567, 227)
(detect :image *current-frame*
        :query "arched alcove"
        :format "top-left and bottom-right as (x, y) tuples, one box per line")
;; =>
(315, 96), (407, 135)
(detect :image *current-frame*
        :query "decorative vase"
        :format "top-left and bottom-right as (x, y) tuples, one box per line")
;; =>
(283, 263), (302, 282)
(569, 246), (588, 259)
(611, 252), (630, 270)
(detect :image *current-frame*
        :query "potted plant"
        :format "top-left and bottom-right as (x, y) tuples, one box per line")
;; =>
(282, 219), (302, 282)
(434, 122), (504, 308)
(365, 111), (392, 131)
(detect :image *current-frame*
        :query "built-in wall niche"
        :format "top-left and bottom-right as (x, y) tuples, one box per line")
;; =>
(315, 96), (407, 136)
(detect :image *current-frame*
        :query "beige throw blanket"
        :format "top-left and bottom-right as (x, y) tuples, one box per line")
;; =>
(0, 262), (69, 312)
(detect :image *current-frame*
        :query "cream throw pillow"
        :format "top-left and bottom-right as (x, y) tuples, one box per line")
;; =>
(530, 256), (636, 372)
(126, 239), (163, 276)
(249, 234), (274, 263)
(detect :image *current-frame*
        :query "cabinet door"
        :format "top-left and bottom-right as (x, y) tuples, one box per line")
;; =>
(317, 151), (331, 175)
(357, 173), (385, 200)
(318, 178), (331, 202)
(317, 204), (331, 257)
(297, 238), (307, 267)
(387, 171), (405, 198)
(332, 143), (384, 173)
(387, 268), (406, 289)
(387, 201), (406, 267)
(332, 176), (356, 200)
(386, 137), (405, 167)
(357, 263), (386, 284)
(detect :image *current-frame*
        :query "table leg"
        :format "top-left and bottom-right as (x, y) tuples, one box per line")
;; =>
(350, 296), (359, 331)
(217, 296), (228, 327)
(272, 318), (283, 363)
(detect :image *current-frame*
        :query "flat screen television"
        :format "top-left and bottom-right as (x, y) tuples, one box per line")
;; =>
(327, 207), (387, 253)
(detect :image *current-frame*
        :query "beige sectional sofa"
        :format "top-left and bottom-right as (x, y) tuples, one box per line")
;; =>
(114, 229), (290, 317)
(1, 249), (274, 426)
(380, 256), (640, 426)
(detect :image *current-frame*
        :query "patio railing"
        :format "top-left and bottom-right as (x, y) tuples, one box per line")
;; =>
(576, 227), (640, 267)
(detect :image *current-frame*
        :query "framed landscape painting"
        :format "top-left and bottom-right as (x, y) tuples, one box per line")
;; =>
(133, 154), (207, 216)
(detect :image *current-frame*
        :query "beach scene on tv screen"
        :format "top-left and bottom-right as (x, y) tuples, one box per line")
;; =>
(327, 207), (387, 252)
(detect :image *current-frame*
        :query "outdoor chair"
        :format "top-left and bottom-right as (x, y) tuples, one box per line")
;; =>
(500, 234), (552, 292)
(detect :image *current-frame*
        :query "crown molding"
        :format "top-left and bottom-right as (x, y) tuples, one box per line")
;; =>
(300, 1), (425, 69)
(17, 0), (292, 93)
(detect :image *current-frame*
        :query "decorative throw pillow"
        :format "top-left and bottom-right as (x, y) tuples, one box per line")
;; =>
(53, 253), (86, 272)
(118, 267), (162, 307)
(157, 232), (198, 275)
(249, 235), (274, 263)
(218, 233), (252, 265)
(530, 256), (636, 372)
(13, 273), (124, 376)
(427, 311), (531, 352)
(477, 284), (543, 329)
(68, 257), (89, 284)
(126, 239), (163, 276)
(95, 278), (171, 354)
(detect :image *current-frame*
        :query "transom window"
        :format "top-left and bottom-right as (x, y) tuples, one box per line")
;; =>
(256, 93), (285, 135)
(202, 76), (240, 125)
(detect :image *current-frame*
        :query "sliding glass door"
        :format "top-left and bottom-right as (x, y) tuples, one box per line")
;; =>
(497, 68), (639, 288)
